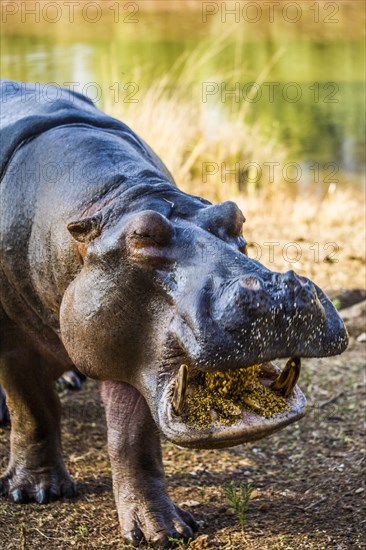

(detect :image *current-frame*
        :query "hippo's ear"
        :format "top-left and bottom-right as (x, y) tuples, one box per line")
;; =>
(67, 215), (102, 244)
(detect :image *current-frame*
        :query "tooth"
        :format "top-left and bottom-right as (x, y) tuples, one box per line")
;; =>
(270, 357), (301, 398)
(172, 364), (189, 415)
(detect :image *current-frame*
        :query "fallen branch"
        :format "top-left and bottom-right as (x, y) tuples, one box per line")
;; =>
(318, 392), (344, 409)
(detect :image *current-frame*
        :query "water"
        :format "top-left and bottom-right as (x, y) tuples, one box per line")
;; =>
(1, 1), (365, 190)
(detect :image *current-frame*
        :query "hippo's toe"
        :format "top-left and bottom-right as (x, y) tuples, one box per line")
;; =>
(0, 467), (76, 505)
(174, 504), (199, 533)
(120, 499), (198, 547)
(123, 523), (145, 546)
(11, 488), (29, 504)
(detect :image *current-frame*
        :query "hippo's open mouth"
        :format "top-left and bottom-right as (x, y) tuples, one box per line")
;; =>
(158, 358), (306, 449)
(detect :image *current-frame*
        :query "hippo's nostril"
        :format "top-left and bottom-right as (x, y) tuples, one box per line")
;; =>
(282, 271), (316, 298)
(239, 275), (262, 290)
(282, 270), (299, 287)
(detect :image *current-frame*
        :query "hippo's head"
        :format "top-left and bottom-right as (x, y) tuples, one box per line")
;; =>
(60, 191), (348, 448)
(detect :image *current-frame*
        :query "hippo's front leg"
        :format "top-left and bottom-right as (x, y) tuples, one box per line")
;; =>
(99, 381), (198, 547)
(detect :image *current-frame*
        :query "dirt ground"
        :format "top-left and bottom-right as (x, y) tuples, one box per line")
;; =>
(0, 308), (365, 550)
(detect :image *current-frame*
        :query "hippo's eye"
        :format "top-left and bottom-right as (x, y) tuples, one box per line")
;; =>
(125, 210), (174, 264)
(126, 210), (173, 247)
(131, 230), (163, 247)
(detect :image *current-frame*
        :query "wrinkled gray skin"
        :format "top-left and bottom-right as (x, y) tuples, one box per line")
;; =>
(0, 81), (348, 547)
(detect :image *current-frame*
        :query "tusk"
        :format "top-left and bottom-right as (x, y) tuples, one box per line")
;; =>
(270, 357), (301, 398)
(172, 364), (189, 415)
(259, 361), (279, 378)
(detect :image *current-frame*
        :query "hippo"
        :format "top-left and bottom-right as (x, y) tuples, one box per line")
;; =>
(0, 80), (348, 547)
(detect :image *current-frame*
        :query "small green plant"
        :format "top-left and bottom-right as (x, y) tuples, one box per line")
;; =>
(78, 525), (88, 538)
(332, 298), (341, 310)
(222, 481), (254, 530)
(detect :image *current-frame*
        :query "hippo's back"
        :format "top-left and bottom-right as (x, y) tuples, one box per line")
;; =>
(0, 80), (171, 181)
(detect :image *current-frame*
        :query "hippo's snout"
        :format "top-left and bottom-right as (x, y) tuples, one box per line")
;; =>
(209, 266), (347, 367)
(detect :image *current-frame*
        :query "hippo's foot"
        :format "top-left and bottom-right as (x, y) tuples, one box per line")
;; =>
(0, 463), (76, 504)
(120, 494), (198, 547)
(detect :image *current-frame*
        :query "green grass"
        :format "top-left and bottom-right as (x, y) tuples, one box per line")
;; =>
(222, 481), (254, 530)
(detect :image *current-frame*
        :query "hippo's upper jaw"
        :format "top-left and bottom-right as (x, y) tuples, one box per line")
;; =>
(61, 199), (348, 450)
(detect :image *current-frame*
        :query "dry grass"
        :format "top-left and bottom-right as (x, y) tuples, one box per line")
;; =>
(105, 36), (288, 196)
(236, 190), (366, 290)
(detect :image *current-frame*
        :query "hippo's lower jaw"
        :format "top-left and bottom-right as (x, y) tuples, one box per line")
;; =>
(158, 360), (306, 449)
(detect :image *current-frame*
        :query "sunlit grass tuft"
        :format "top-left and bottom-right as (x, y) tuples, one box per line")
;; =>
(105, 36), (288, 202)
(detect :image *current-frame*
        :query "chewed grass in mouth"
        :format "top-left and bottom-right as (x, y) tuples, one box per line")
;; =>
(172, 358), (301, 429)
